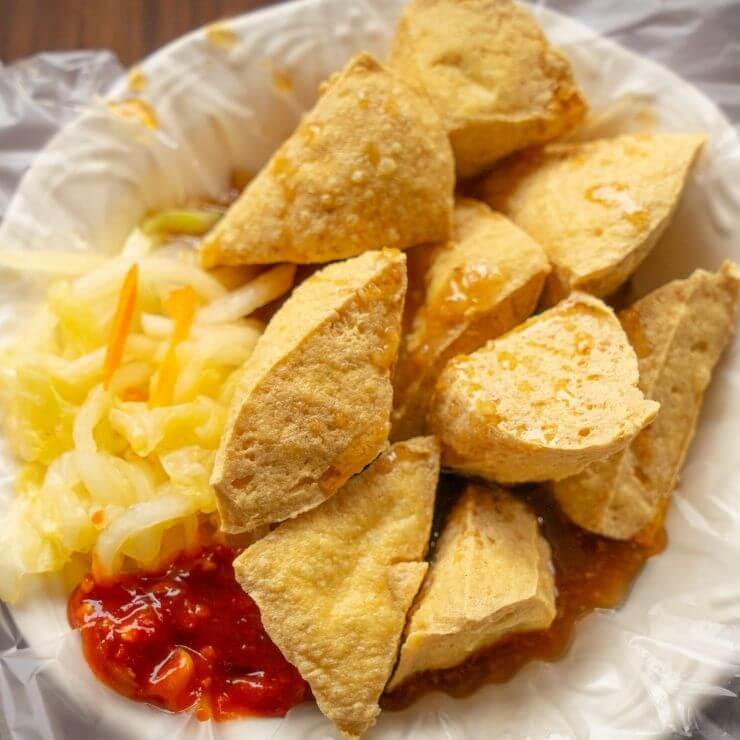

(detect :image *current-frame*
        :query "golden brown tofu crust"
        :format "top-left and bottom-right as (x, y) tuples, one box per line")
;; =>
(200, 52), (454, 266)
(553, 262), (740, 539)
(234, 437), (440, 738)
(428, 292), (659, 483)
(212, 249), (406, 532)
(389, 484), (555, 688)
(388, 0), (587, 176)
(480, 133), (705, 303)
(391, 197), (549, 440)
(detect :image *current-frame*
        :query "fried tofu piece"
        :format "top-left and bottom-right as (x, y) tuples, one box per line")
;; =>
(428, 292), (659, 483)
(234, 437), (440, 739)
(553, 263), (740, 539)
(391, 197), (549, 440)
(481, 133), (705, 304)
(200, 52), (454, 266)
(212, 249), (406, 532)
(389, 484), (555, 689)
(388, 0), (587, 177)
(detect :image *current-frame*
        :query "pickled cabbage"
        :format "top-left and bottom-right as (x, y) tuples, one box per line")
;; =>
(0, 221), (295, 601)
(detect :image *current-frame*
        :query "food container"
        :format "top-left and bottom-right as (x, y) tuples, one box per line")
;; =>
(1, 1), (740, 737)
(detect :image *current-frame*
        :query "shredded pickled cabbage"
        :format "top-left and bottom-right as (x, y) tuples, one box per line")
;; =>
(0, 218), (294, 601)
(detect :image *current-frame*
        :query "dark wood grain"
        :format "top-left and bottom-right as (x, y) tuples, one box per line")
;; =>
(0, 0), (282, 66)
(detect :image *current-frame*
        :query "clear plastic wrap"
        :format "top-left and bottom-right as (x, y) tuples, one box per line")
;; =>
(1, 1), (740, 738)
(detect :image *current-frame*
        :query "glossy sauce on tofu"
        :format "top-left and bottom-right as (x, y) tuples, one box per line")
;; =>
(68, 544), (310, 720)
(382, 483), (665, 708)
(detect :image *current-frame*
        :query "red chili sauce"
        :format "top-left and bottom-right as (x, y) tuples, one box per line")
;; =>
(68, 544), (309, 721)
(68, 491), (664, 720)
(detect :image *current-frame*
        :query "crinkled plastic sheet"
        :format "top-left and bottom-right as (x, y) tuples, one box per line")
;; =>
(2, 1), (740, 739)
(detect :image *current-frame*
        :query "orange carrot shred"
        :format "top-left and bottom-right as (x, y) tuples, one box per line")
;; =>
(103, 264), (139, 390)
(150, 285), (197, 407)
(165, 285), (197, 343)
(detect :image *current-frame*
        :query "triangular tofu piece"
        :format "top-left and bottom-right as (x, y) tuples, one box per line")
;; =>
(481, 134), (705, 304)
(233, 437), (440, 739)
(389, 484), (555, 689)
(428, 292), (659, 483)
(388, 0), (587, 177)
(200, 52), (454, 266)
(554, 262), (740, 539)
(392, 197), (550, 440)
(212, 249), (406, 532)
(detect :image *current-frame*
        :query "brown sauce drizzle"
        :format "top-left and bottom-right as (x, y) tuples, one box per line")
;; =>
(382, 480), (666, 709)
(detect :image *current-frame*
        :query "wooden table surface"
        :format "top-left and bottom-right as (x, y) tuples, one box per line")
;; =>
(0, 0), (282, 65)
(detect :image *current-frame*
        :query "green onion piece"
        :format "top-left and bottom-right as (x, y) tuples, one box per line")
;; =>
(141, 209), (223, 236)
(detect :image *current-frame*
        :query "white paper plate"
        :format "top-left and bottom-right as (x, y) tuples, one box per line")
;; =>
(2, 1), (740, 738)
